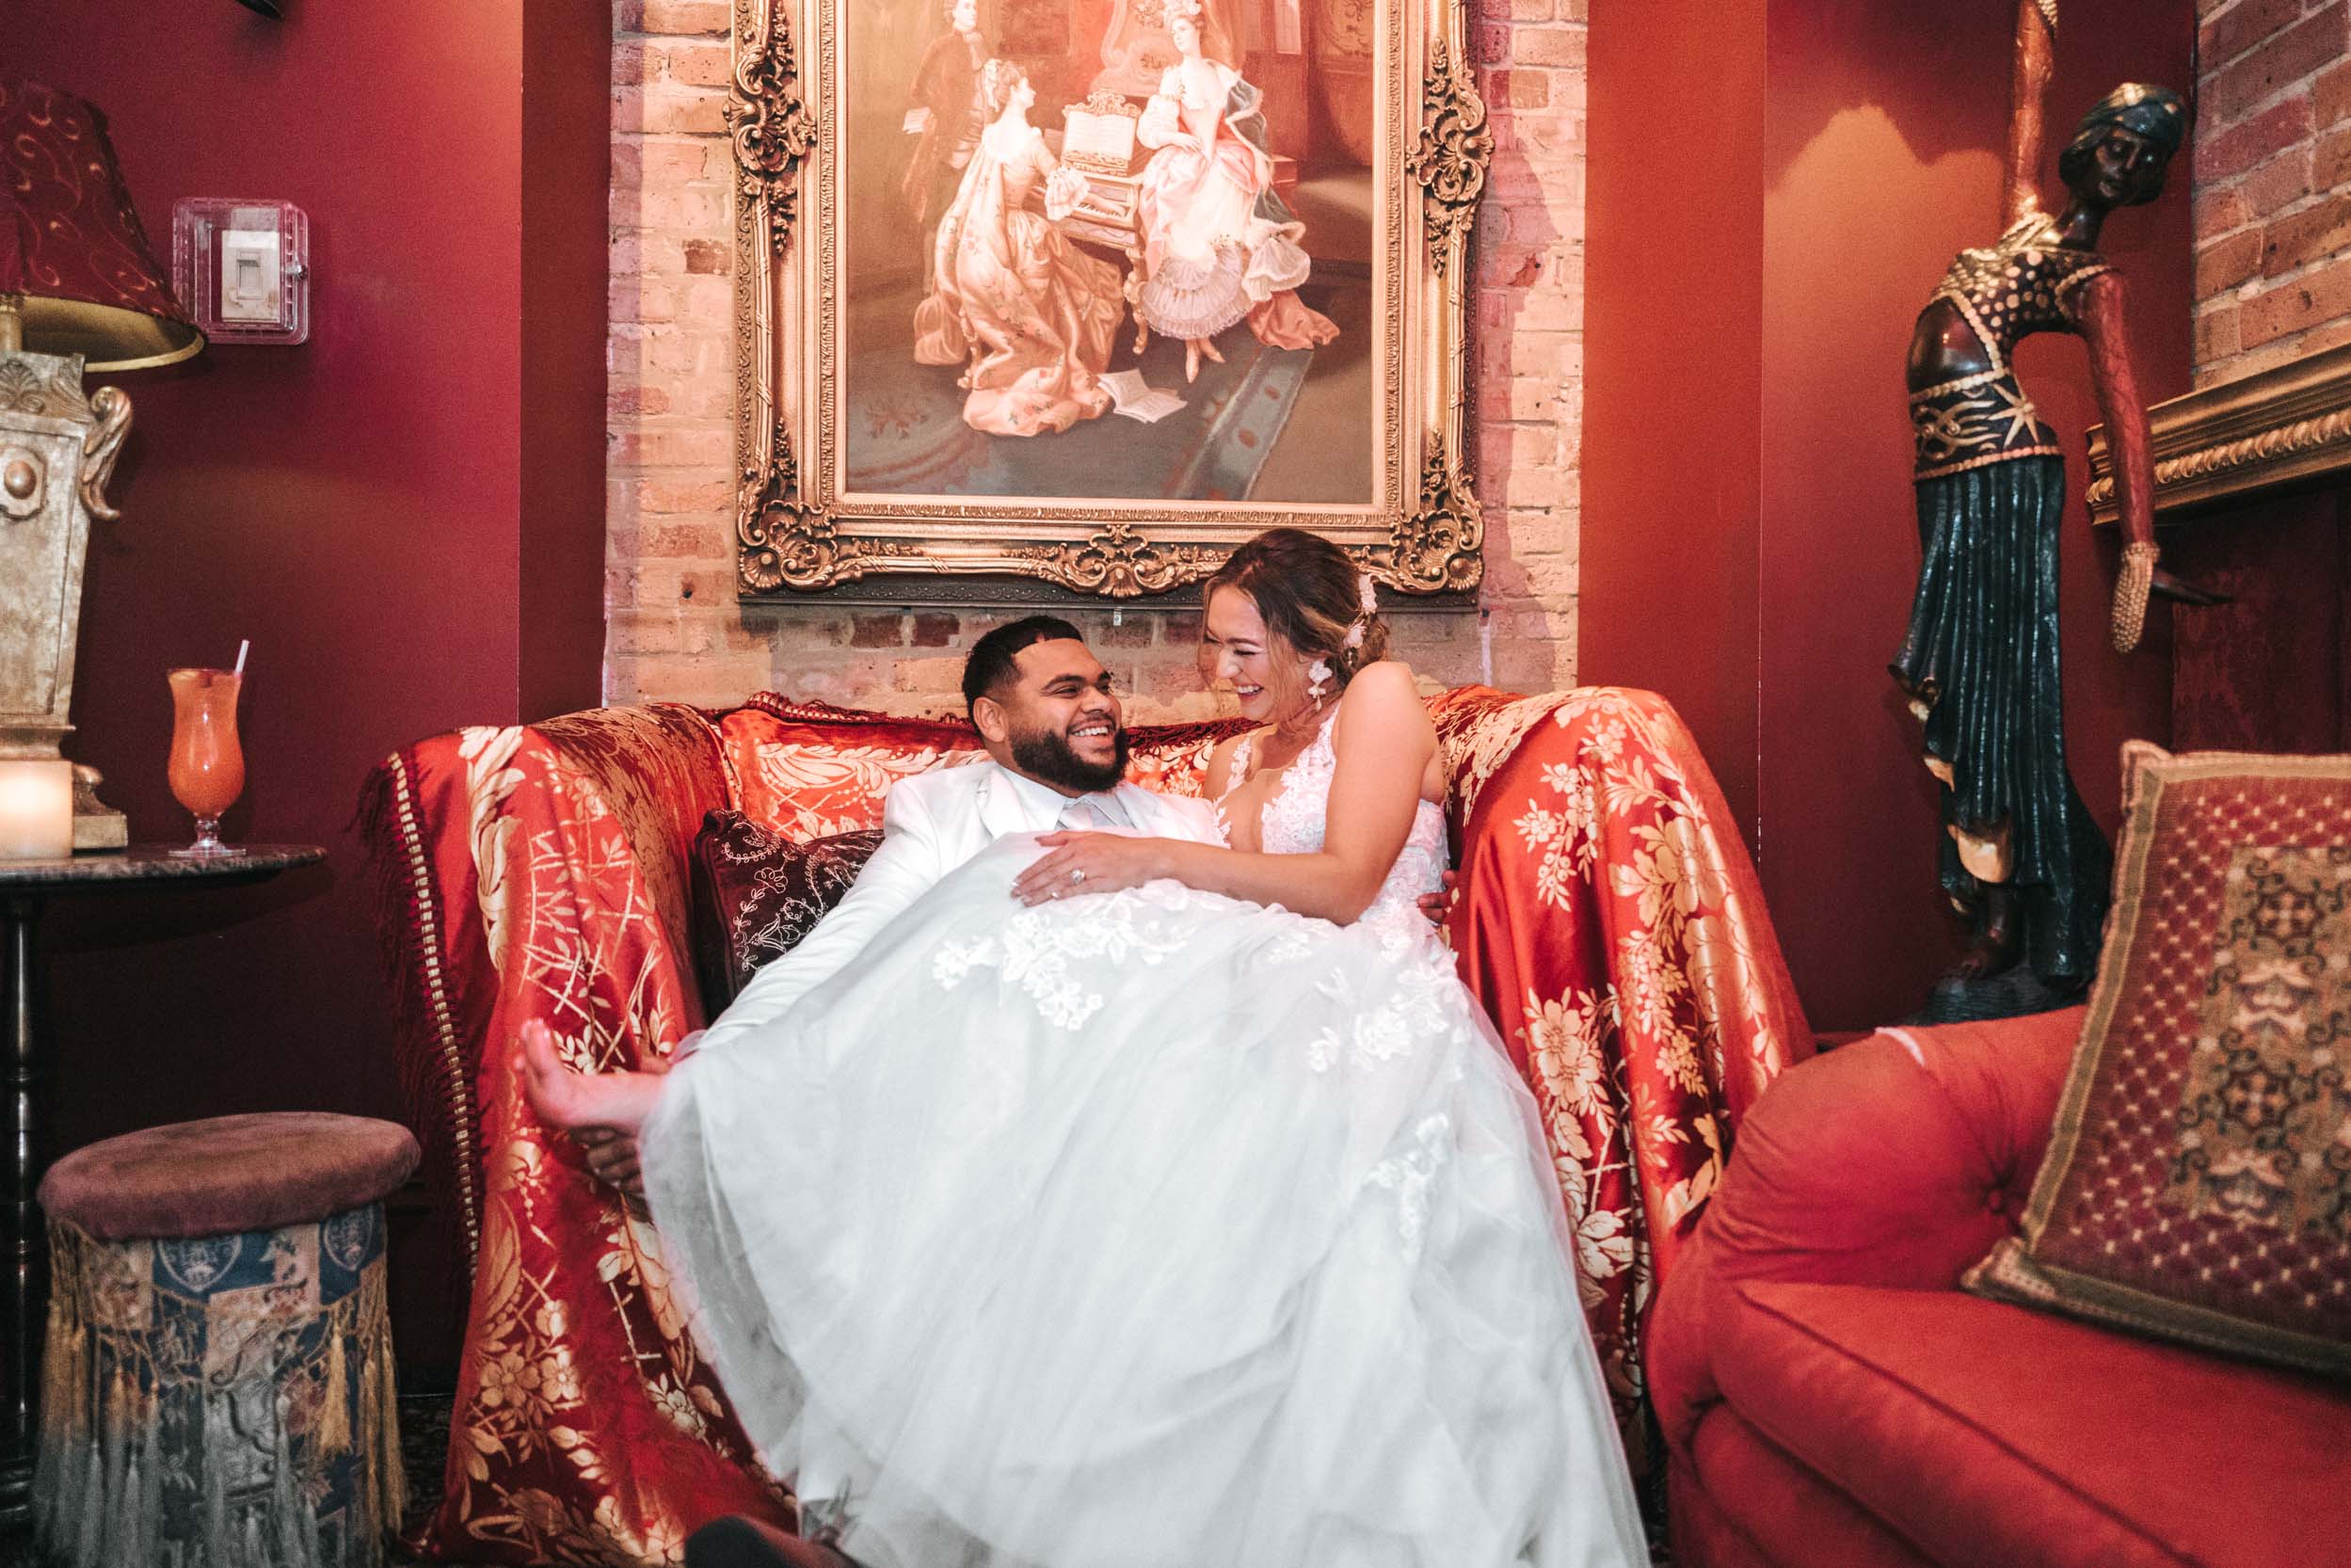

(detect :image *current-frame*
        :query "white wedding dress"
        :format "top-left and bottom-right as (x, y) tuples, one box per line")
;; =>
(643, 715), (1647, 1568)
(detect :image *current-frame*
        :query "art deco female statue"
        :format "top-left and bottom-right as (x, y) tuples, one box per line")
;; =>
(1893, 7), (2215, 1013)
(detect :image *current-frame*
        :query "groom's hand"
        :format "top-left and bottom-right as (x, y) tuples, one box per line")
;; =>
(574, 1127), (645, 1196)
(1416, 869), (1461, 927)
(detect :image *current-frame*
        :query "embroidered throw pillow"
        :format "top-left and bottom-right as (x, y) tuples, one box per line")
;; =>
(688, 809), (883, 1009)
(715, 698), (984, 840)
(1965, 743), (2351, 1377)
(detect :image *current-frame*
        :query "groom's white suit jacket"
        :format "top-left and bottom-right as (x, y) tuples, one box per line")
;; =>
(696, 758), (1223, 1054)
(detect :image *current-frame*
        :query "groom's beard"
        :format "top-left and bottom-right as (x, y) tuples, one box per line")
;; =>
(1007, 717), (1130, 793)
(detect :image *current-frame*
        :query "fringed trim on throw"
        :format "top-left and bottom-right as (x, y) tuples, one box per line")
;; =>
(35, 1219), (405, 1568)
(360, 751), (483, 1272)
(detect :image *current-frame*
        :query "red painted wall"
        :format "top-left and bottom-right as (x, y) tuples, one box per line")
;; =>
(1590, 0), (2190, 1031)
(523, 1), (622, 722)
(19, 1), (608, 1365)
(1583, 4), (1767, 833)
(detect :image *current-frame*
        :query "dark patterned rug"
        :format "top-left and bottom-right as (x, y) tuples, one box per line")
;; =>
(390, 1392), (455, 1566)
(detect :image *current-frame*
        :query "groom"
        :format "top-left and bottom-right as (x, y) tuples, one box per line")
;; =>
(700, 616), (1224, 1041)
(578, 616), (1223, 1189)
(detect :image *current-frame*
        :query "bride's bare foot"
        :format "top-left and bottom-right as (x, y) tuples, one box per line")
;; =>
(519, 1019), (665, 1137)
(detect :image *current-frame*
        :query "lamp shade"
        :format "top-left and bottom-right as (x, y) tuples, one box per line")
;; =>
(0, 79), (201, 371)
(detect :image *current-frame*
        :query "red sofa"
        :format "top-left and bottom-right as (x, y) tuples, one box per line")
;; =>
(1648, 1008), (2351, 1568)
(366, 687), (1811, 1565)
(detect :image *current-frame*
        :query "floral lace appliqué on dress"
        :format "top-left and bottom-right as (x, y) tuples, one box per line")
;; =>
(1224, 712), (1451, 927)
(1222, 712), (1463, 1077)
(935, 880), (1207, 1030)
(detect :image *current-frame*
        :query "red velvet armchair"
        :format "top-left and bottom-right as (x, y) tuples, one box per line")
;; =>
(365, 686), (1813, 1565)
(1649, 1010), (2351, 1568)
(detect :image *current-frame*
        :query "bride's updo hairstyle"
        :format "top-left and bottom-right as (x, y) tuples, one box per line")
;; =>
(1203, 528), (1389, 687)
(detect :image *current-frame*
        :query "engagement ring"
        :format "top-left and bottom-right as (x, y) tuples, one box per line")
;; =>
(1070, 869), (1086, 883)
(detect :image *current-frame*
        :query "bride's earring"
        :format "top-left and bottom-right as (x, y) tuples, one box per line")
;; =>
(1305, 659), (1333, 703)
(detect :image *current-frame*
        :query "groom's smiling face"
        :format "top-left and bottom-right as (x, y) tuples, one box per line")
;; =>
(976, 638), (1130, 793)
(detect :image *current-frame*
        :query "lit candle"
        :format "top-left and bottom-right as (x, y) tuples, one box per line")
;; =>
(0, 760), (73, 859)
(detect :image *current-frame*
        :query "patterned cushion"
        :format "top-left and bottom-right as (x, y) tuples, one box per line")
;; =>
(1966, 742), (2351, 1377)
(690, 808), (884, 1008)
(716, 698), (984, 840)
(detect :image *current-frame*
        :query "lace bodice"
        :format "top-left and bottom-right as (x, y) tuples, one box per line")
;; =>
(1218, 712), (1448, 926)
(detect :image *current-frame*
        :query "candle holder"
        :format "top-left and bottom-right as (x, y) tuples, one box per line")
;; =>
(0, 760), (72, 860)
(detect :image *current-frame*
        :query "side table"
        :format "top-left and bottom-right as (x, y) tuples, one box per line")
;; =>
(0, 844), (325, 1530)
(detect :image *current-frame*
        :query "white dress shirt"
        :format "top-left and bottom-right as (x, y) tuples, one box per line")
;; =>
(987, 766), (1134, 832)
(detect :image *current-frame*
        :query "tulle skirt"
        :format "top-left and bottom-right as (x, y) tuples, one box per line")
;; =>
(643, 836), (1646, 1568)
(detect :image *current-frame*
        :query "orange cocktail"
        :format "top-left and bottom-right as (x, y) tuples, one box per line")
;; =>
(167, 666), (246, 856)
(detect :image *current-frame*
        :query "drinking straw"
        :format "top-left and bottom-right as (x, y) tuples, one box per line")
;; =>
(232, 639), (250, 679)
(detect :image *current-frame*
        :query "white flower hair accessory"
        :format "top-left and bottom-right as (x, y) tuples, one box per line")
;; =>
(1344, 571), (1376, 649)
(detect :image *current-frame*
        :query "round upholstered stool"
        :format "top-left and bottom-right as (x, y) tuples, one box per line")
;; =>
(32, 1112), (420, 1568)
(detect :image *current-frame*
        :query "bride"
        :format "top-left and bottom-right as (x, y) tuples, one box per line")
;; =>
(524, 528), (1646, 1568)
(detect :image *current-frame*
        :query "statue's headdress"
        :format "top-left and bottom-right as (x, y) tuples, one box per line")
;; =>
(2073, 83), (2186, 159)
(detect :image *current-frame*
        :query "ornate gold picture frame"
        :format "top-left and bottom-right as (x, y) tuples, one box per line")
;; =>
(729, 0), (1488, 600)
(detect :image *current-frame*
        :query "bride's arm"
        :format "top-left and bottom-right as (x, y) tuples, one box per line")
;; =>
(1015, 664), (1436, 925)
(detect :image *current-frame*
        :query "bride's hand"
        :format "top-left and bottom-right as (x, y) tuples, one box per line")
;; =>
(1013, 831), (1173, 904)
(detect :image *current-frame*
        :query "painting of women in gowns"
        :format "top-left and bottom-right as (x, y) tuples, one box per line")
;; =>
(1134, 3), (1340, 384)
(913, 61), (1128, 437)
(839, 0), (1376, 505)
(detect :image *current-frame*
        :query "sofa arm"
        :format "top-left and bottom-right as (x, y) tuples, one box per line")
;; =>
(531, 704), (733, 1009)
(1428, 685), (1817, 1459)
(360, 702), (728, 1273)
(1647, 1008), (2083, 1456)
(367, 703), (795, 1560)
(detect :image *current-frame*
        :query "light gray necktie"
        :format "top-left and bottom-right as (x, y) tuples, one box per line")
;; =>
(1058, 797), (1108, 830)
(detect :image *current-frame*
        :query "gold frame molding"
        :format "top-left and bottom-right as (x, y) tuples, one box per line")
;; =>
(728, 0), (1488, 601)
(2086, 341), (2351, 524)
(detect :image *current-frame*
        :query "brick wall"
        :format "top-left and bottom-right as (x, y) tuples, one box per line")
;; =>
(2193, 0), (2351, 385)
(604, 0), (1587, 720)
